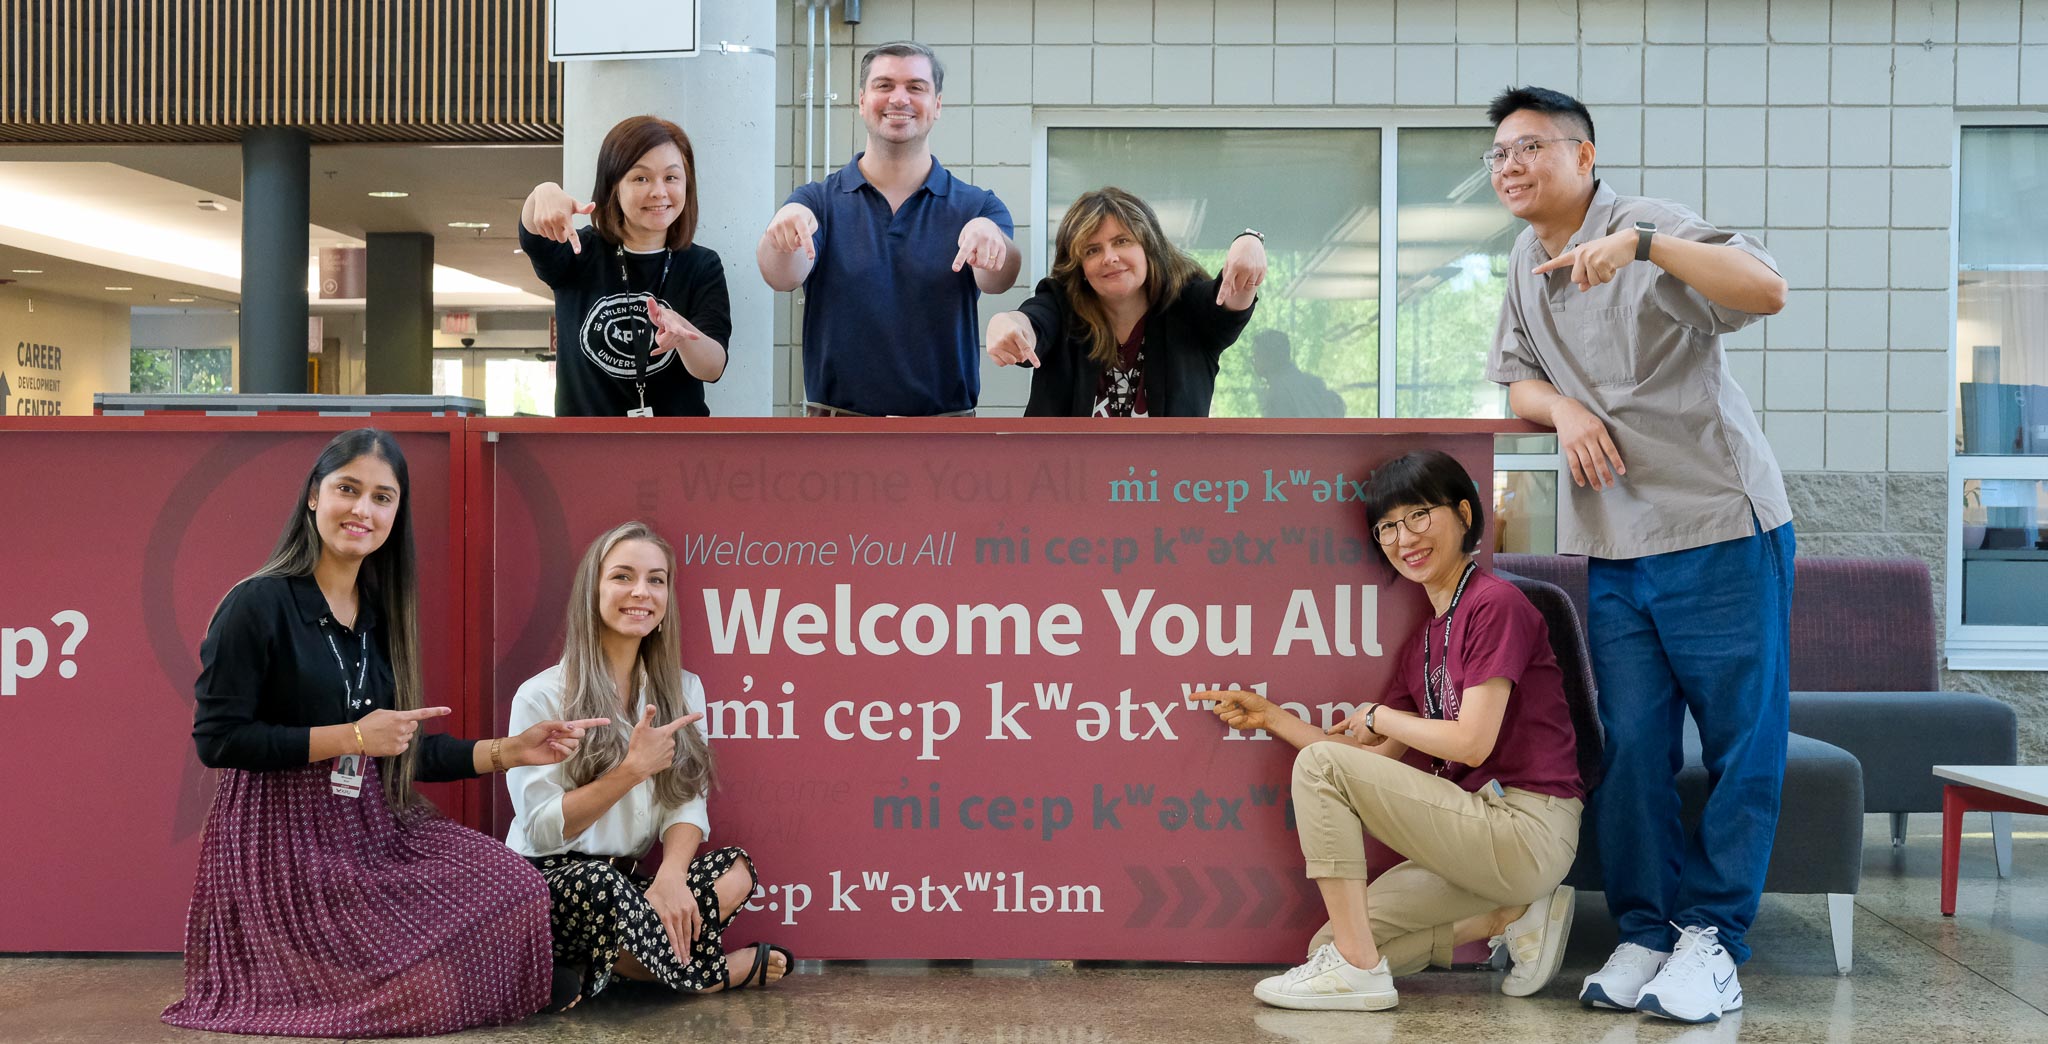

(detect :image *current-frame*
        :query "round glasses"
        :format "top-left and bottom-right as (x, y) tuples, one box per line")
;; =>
(1482, 137), (1585, 173)
(1372, 504), (1447, 545)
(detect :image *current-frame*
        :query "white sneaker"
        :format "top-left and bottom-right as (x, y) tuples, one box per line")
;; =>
(1579, 941), (1670, 1010)
(1636, 925), (1743, 1023)
(1495, 885), (1575, 997)
(1253, 943), (1399, 1011)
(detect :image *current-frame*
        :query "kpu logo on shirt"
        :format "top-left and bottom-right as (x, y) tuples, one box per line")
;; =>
(579, 292), (677, 379)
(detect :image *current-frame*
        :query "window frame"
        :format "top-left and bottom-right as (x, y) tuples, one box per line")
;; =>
(1948, 114), (2048, 670)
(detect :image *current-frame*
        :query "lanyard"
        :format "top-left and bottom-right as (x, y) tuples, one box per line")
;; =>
(615, 246), (673, 408)
(1419, 559), (1478, 722)
(324, 625), (371, 715)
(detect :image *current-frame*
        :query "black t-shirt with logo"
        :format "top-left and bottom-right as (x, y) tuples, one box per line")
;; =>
(521, 225), (733, 417)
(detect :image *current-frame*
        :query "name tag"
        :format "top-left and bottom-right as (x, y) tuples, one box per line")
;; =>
(626, 407), (654, 418)
(330, 754), (365, 798)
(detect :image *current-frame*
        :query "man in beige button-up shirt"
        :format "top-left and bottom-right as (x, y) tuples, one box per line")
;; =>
(1484, 86), (1795, 1026)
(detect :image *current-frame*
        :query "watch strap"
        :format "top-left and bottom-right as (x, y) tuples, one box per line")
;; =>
(1633, 222), (1656, 262)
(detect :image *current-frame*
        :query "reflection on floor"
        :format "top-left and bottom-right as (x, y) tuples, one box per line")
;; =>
(2, 815), (2043, 1043)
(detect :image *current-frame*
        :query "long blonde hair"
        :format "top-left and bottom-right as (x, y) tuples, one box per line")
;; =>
(1050, 187), (1208, 366)
(557, 521), (714, 807)
(241, 428), (428, 813)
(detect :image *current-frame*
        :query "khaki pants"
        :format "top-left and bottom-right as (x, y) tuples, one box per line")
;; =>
(1294, 742), (1582, 976)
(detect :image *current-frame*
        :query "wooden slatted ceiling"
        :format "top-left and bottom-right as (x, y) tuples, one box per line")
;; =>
(0, 0), (562, 143)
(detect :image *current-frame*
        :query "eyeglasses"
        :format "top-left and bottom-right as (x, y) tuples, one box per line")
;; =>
(1482, 137), (1585, 173)
(1372, 504), (1448, 545)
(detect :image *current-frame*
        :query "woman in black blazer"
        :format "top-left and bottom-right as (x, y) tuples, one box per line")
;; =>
(985, 187), (1266, 417)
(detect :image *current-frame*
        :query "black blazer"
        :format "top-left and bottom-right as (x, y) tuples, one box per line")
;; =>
(1015, 274), (1255, 417)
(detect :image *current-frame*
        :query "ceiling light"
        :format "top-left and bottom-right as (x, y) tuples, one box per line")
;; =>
(196, 199), (226, 212)
(11, 268), (41, 274)
(367, 190), (410, 199)
(447, 221), (491, 229)
(512, 248), (523, 255)
(168, 296), (196, 302)
(104, 285), (133, 291)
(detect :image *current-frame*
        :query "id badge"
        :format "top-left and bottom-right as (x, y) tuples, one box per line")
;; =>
(626, 407), (654, 418)
(330, 754), (365, 798)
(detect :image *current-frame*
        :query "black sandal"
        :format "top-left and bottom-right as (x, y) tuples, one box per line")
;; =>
(727, 941), (793, 990)
(542, 961), (584, 1013)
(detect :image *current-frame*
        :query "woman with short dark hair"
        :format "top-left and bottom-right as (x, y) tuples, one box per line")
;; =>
(1204, 449), (1584, 1012)
(522, 115), (732, 417)
(164, 428), (606, 1036)
(984, 186), (1266, 417)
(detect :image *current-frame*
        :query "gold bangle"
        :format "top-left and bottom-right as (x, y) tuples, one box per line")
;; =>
(489, 737), (505, 773)
(351, 722), (367, 756)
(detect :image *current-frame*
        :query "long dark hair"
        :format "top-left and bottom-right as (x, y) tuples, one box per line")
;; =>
(590, 115), (700, 251)
(1049, 187), (1207, 366)
(247, 428), (426, 812)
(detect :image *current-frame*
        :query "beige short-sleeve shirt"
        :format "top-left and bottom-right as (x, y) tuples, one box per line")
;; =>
(1487, 181), (1791, 560)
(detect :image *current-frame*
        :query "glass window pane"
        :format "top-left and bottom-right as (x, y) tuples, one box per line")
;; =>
(1960, 478), (2048, 625)
(432, 357), (465, 398)
(176, 348), (233, 393)
(1957, 128), (2048, 456)
(1494, 433), (1558, 454)
(130, 348), (174, 393)
(1494, 470), (1558, 555)
(484, 357), (555, 417)
(1046, 127), (1381, 417)
(1395, 128), (1521, 419)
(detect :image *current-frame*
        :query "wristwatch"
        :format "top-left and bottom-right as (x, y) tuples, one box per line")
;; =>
(1633, 221), (1656, 262)
(1234, 228), (1265, 243)
(1362, 703), (1379, 736)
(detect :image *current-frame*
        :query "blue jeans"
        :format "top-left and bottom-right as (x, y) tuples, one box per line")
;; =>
(1587, 521), (1795, 964)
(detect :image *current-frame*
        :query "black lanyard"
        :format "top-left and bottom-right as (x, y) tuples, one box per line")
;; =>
(323, 623), (371, 715)
(614, 246), (673, 397)
(1419, 560), (1478, 722)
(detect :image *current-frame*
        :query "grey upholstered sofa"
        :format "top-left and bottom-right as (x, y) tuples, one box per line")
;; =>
(1498, 557), (1865, 975)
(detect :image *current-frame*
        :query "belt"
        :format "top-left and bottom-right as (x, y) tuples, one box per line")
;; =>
(547, 851), (643, 876)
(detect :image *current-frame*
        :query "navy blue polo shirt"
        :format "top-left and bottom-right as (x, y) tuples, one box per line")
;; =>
(788, 154), (1014, 415)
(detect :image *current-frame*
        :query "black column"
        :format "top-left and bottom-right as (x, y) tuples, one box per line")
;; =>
(238, 127), (311, 394)
(364, 232), (436, 394)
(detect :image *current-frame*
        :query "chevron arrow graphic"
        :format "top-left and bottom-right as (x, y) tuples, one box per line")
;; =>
(1124, 865), (1165, 928)
(1165, 865), (1204, 929)
(1205, 866), (1245, 930)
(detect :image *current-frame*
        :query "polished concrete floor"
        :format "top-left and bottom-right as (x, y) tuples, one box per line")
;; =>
(3, 814), (2043, 1043)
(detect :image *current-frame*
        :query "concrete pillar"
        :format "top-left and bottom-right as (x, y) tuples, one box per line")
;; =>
(238, 127), (310, 394)
(364, 232), (436, 394)
(562, 0), (775, 416)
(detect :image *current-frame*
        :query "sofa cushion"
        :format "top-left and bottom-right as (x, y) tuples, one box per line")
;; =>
(1789, 690), (2020, 811)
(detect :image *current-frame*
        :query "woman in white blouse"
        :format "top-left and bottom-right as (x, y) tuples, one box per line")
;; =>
(506, 521), (790, 1008)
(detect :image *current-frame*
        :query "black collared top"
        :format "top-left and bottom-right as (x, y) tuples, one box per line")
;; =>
(190, 574), (478, 782)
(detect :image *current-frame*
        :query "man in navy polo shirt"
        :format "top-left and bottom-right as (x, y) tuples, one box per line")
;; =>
(757, 41), (1020, 417)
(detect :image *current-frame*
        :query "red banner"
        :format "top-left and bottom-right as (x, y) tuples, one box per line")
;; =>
(0, 418), (1494, 958)
(0, 421), (466, 952)
(481, 427), (1492, 961)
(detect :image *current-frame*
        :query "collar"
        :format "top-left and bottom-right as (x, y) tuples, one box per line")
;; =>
(836, 152), (953, 197)
(287, 573), (380, 631)
(1564, 179), (1619, 251)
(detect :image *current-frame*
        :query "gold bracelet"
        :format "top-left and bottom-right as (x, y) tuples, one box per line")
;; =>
(351, 722), (367, 756)
(489, 737), (505, 773)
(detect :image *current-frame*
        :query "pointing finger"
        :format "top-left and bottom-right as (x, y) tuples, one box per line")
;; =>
(659, 711), (706, 734)
(401, 706), (453, 720)
(1532, 250), (1574, 275)
(638, 705), (657, 730)
(951, 243), (973, 273)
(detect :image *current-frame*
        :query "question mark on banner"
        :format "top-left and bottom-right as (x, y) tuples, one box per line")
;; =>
(51, 610), (88, 679)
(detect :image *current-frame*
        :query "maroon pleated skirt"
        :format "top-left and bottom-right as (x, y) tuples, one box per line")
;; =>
(162, 760), (551, 1038)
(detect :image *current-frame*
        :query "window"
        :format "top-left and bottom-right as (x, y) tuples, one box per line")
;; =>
(130, 346), (232, 394)
(431, 349), (556, 417)
(1044, 119), (1553, 551)
(1949, 125), (2048, 668)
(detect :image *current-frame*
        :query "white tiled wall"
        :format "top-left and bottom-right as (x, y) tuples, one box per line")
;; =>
(769, 0), (1997, 481)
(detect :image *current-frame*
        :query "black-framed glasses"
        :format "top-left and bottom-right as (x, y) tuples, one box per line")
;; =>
(1482, 137), (1585, 173)
(1372, 504), (1447, 545)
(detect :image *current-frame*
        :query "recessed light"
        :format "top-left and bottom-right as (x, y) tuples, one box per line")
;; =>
(168, 296), (196, 303)
(367, 190), (410, 199)
(447, 221), (491, 230)
(11, 268), (41, 274)
(104, 285), (133, 291)
(512, 248), (524, 255)
(196, 199), (226, 212)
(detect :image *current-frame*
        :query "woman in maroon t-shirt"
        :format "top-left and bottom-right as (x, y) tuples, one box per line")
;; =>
(1207, 449), (1584, 1013)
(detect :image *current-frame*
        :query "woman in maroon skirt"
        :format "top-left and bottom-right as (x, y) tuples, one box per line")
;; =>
(163, 428), (607, 1038)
